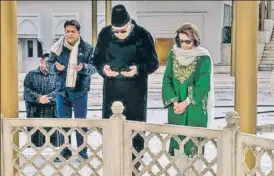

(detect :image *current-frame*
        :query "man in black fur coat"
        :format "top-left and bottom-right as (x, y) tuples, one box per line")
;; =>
(92, 4), (159, 168)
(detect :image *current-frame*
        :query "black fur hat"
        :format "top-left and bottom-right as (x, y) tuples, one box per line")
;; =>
(111, 4), (130, 27)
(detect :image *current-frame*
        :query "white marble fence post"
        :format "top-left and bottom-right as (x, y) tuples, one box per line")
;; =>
(103, 101), (125, 176)
(221, 111), (239, 176)
(2, 119), (14, 176)
(0, 114), (3, 176)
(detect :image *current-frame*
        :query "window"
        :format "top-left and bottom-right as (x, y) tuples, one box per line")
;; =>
(27, 40), (33, 57)
(223, 4), (232, 27)
(37, 41), (43, 58)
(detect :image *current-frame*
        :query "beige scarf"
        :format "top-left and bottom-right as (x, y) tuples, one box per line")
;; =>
(51, 36), (80, 88)
(172, 44), (211, 66)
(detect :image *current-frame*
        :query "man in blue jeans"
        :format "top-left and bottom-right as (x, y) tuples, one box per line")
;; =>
(47, 20), (96, 161)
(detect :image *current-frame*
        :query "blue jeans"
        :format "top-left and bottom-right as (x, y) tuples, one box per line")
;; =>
(56, 94), (88, 159)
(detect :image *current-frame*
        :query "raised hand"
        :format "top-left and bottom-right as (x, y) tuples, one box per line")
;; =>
(56, 62), (65, 71)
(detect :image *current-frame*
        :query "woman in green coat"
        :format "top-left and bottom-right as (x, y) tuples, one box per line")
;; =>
(162, 22), (214, 157)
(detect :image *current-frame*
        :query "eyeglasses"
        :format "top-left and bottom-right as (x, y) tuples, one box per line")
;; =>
(112, 30), (128, 34)
(112, 23), (131, 34)
(179, 39), (192, 44)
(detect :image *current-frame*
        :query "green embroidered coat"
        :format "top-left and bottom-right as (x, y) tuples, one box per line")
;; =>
(162, 50), (211, 156)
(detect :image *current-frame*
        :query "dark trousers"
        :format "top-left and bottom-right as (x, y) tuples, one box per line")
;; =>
(56, 94), (88, 158)
(27, 126), (58, 147)
(25, 103), (57, 147)
(102, 79), (147, 159)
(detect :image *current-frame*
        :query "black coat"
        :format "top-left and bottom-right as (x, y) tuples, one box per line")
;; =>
(93, 20), (159, 121)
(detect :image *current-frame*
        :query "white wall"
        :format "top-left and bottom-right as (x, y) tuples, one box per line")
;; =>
(17, 1), (135, 52)
(130, 1), (223, 64)
(17, 1), (223, 73)
(17, 1), (92, 52)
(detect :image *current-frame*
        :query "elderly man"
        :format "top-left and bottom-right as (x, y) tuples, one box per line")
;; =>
(24, 53), (57, 147)
(47, 20), (96, 161)
(93, 4), (159, 169)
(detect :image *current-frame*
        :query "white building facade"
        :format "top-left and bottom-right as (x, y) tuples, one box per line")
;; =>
(16, 1), (245, 73)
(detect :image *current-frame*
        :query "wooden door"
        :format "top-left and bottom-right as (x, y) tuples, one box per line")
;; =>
(155, 38), (174, 65)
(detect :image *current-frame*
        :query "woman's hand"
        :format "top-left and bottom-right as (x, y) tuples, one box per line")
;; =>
(174, 100), (189, 114)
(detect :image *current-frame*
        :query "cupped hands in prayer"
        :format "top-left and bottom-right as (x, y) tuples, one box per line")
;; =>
(103, 65), (119, 77)
(120, 66), (137, 77)
(103, 65), (137, 77)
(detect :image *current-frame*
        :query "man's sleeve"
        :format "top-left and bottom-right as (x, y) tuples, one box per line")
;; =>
(47, 52), (62, 74)
(79, 45), (97, 76)
(92, 28), (108, 78)
(136, 30), (159, 75)
(23, 73), (41, 103)
(46, 75), (57, 101)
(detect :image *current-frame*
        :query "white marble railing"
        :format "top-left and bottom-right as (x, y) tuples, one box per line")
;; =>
(1, 102), (274, 176)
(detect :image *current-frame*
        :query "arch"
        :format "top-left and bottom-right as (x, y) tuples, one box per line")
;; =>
(54, 19), (67, 32)
(98, 18), (105, 26)
(18, 19), (38, 36)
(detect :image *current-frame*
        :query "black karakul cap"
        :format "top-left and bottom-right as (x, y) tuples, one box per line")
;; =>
(111, 4), (130, 27)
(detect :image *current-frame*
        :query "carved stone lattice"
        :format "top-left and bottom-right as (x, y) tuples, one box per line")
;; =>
(242, 145), (274, 176)
(11, 126), (103, 176)
(131, 131), (218, 176)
